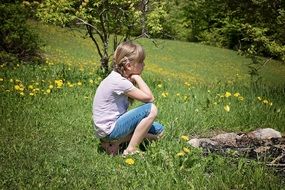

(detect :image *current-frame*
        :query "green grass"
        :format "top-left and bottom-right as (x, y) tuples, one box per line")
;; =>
(1, 21), (285, 189)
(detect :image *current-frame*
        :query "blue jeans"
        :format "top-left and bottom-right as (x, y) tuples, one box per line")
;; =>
(105, 103), (164, 141)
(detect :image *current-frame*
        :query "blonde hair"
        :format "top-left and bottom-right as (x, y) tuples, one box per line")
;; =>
(113, 41), (145, 76)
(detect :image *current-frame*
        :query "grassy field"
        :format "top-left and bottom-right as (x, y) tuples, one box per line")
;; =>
(1, 21), (285, 189)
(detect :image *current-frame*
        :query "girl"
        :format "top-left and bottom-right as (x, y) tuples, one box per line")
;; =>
(92, 41), (164, 156)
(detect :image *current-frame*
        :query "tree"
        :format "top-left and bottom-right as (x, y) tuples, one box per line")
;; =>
(36, 0), (168, 73)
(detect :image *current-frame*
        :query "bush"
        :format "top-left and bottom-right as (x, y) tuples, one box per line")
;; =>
(0, 2), (41, 64)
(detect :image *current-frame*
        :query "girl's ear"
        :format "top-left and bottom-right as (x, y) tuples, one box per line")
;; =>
(125, 62), (132, 70)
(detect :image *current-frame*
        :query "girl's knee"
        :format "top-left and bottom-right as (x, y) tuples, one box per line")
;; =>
(149, 103), (158, 119)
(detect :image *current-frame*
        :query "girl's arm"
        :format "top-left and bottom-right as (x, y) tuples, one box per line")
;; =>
(126, 75), (154, 103)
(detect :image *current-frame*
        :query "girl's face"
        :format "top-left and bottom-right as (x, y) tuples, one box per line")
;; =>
(131, 62), (145, 75)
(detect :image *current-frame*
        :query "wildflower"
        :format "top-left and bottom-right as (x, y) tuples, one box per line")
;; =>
(180, 135), (189, 141)
(55, 80), (63, 88)
(161, 92), (168, 97)
(20, 92), (25, 96)
(224, 105), (230, 112)
(125, 158), (135, 165)
(14, 85), (21, 91)
(262, 99), (268, 104)
(269, 102), (273, 106)
(46, 89), (51, 94)
(225, 92), (231, 98)
(157, 84), (162, 88)
(77, 82), (82, 86)
(238, 96), (244, 101)
(213, 102), (217, 105)
(49, 85), (54, 89)
(0, 78), (3, 82)
(234, 92), (240, 97)
(28, 85), (34, 90)
(176, 93), (180, 96)
(183, 147), (190, 153)
(29, 92), (35, 96)
(257, 97), (262, 101)
(176, 151), (185, 157)
(184, 82), (190, 87)
(89, 79), (94, 84)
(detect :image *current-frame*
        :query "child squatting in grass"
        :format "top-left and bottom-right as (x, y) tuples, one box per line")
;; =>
(92, 41), (164, 156)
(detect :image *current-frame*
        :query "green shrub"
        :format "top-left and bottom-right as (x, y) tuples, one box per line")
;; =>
(0, 2), (41, 64)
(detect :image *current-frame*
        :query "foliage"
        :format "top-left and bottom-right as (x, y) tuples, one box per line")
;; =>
(36, 0), (168, 72)
(0, 2), (41, 64)
(180, 0), (285, 61)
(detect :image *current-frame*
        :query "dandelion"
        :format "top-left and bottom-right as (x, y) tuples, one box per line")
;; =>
(49, 85), (54, 89)
(20, 92), (25, 96)
(263, 100), (269, 104)
(77, 82), (82, 86)
(176, 93), (180, 96)
(257, 97), (262, 101)
(184, 82), (190, 87)
(161, 92), (168, 97)
(125, 158), (135, 165)
(29, 92), (35, 96)
(269, 102), (273, 106)
(234, 92), (240, 97)
(224, 105), (230, 112)
(225, 92), (231, 98)
(46, 89), (51, 94)
(14, 85), (21, 91)
(28, 85), (34, 90)
(180, 135), (189, 141)
(55, 80), (63, 88)
(238, 96), (244, 101)
(183, 147), (190, 153)
(0, 78), (3, 82)
(176, 151), (185, 157)
(157, 84), (162, 88)
(89, 79), (94, 84)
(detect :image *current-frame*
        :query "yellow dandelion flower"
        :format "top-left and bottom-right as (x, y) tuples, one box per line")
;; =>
(125, 158), (135, 165)
(49, 85), (54, 89)
(29, 92), (35, 96)
(89, 79), (94, 84)
(183, 147), (190, 153)
(55, 80), (63, 88)
(224, 105), (230, 112)
(180, 135), (189, 141)
(157, 84), (162, 88)
(184, 82), (190, 87)
(28, 85), (33, 89)
(238, 96), (244, 101)
(269, 102), (273, 106)
(10, 79), (13, 83)
(257, 97), (262, 101)
(161, 92), (168, 97)
(20, 92), (25, 96)
(176, 93), (180, 96)
(176, 151), (185, 157)
(46, 89), (51, 94)
(225, 92), (231, 98)
(77, 82), (82, 86)
(234, 92), (240, 97)
(0, 78), (3, 82)
(263, 100), (269, 104)
(14, 85), (21, 91)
